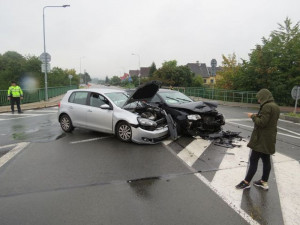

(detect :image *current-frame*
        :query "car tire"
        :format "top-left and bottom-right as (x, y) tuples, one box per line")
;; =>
(60, 114), (74, 132)
(116, 121), (132, 142)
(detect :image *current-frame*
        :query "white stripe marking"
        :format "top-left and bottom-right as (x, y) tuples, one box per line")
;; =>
(227, 121), (300, 139)
(195, 173), (260, 225)
(211, 141), (251, 213)
(0, 113), (56, 121)
(0, 142), (29, 168)
(0, 144), (17, 150)
(177, 138), (211, 166)
(166, 139), (260, 225)
(70, 136), (113, 144)
(273, 153), (300, 225)
(226, 118), (252, 122)
(279, 119), (300, 125)
(277, 126), (300, 136)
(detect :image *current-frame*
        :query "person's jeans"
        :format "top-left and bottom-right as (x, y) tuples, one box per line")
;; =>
(10, 97), (21, 113)
(245, 149), (271, 182)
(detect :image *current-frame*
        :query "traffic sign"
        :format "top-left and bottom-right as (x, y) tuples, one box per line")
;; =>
(39, 52), (51, 63)
(68, 75), (73, 79)
(41, 63), (51, 73)
(291, 86), (300, 100)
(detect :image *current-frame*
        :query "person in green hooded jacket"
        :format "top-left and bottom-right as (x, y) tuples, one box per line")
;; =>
(7, 81), (24, 114)
(236, 89), (280, 190)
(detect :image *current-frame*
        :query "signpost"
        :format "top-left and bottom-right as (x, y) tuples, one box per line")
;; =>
(40, 52), (52, 101)
(39, 52), (51, 63)
(41, 63), (51, 73)
(291, 86), (300, 113)
(68, 75), (73, 86)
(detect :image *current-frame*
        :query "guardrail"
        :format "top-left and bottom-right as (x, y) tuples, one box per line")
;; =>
(173, 87), (257, 104)
(0, 85), (77, 106)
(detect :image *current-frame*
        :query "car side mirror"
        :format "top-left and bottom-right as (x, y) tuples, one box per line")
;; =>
(100, 104), (111, 110)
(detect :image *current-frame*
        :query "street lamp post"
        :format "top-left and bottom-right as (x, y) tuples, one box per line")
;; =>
(131, 53), (140, 85)
(43, 4), (70, 101)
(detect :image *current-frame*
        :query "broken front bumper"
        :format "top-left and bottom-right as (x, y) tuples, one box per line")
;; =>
(131, 126), (169, 144)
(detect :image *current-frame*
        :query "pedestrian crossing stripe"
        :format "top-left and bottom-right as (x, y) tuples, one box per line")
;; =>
(163, 138), (300, 225)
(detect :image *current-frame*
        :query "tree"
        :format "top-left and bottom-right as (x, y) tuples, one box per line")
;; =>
(237, 18), (300, 104)
(152, 60), (194, 87)
(110, 76), (121, 86)
(215, 53), (241, 89)
(192, 75), (203, 87)
(149, 62), (157, 77)
(105, 76), (110, 84)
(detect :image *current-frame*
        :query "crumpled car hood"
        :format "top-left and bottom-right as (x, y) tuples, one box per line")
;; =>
(168, 101), (218, 113)
(123, 81), (161, 107)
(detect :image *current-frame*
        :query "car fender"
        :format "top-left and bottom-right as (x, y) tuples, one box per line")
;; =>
(112, 108), (139, 133)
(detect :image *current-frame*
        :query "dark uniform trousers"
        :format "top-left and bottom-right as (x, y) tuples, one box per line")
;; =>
(11, 97), (22, 113)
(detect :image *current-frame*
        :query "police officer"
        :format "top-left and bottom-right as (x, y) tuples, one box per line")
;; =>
(7, 81), (23, 114)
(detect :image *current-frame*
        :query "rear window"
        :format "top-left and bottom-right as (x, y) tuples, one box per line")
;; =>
(68, 92), (88, 105)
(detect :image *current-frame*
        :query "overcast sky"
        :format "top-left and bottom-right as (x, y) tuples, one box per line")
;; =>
(1, 0), (299, 79)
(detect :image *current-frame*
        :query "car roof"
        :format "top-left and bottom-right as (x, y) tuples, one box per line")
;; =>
(158, 88), (178, 93)
(71, 88), (125, 94)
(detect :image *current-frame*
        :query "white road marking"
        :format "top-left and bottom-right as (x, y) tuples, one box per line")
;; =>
(195, 172), (259, 225)
(227, 121), (300, 140)
(70, 136), (113, 144)
(0, 142), (29, 169)
(164, 140), (260, 225)
(0, 144), (17, 150)
(277, 126), (300, 136)
(0, 113), (56, 121)
(273, 153), (300, 225)
(177, 138), (211, 166)
(26, 110), (57, 113)
(226, 118), (252, 122)
(210, 140), (250, 211)
(279, 119), (300, 125)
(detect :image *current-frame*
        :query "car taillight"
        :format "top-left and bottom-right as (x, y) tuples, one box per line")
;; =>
(58, 102), (61, 108)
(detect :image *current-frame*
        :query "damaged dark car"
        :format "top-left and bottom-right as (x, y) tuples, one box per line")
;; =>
(126, 81), (226, 139)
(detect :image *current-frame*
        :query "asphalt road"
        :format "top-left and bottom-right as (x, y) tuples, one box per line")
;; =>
(0, 105), (299, 225)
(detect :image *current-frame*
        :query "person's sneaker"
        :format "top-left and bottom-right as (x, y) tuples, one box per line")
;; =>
(11, 111), (14, 114)
(235, 181), (250, 190)
(253, 180), (269, 190)
(18, 111), (23, 114)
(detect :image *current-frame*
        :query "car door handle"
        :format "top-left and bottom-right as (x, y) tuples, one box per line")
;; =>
(68, 106), (73, 110)
(88, 109), (92, 112)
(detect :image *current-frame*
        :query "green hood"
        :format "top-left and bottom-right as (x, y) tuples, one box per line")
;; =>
(256, 89), (274, 105)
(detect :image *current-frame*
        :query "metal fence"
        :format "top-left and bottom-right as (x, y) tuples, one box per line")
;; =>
(173, 87), (257, 104)
(0, 85), (77, 106)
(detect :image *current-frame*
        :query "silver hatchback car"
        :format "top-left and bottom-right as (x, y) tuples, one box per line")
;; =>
(58, 82), (170, 144)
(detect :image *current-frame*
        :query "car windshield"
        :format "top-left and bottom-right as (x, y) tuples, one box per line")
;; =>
(159, 91), (193, 104)
(105, 92), (129, 107)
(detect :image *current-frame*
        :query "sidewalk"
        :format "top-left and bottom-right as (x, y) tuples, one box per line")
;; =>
(0, 95), (64, 113)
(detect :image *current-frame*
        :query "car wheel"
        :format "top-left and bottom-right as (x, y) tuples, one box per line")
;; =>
(60, 114), (74, 132)
(116, 122), (132, 142)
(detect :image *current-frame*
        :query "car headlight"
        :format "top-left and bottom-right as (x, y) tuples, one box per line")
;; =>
(137, 118), (157, 127)
(187, 114), (201, 121)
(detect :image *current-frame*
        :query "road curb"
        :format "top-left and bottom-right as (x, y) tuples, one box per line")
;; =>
(279, 114), (300, 123)
(0, 95), (63, 113)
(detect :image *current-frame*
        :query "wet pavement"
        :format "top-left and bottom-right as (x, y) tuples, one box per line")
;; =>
(0, 105), (299, 225)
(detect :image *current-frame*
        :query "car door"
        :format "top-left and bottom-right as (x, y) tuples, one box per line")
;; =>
(67, 91), (89, 128)
(85, 92), (114, 133)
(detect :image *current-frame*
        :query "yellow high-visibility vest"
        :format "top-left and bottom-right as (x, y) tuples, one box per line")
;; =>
(7, 86), (23, 98)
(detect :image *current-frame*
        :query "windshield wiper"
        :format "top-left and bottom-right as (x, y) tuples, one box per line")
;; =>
(176, 98), (192, 102)
(166, 96), (180, 102)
